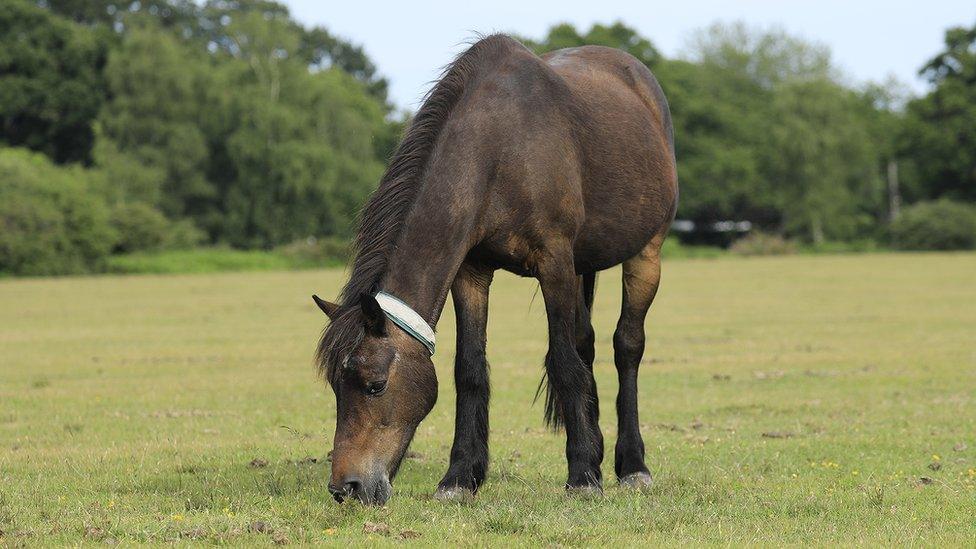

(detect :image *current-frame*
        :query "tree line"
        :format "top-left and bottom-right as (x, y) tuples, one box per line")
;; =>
(1, 1), (974, 275)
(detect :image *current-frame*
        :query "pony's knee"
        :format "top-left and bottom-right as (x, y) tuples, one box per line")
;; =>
(575, 323), (595, 364)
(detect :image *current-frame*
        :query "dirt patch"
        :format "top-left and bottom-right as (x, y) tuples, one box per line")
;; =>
(181, 527), (207, 540)
(363, 522), (390, 536)
(248, 458), (269, 468)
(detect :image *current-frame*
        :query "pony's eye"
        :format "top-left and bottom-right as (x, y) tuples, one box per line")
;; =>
(364, 380), (387, 396)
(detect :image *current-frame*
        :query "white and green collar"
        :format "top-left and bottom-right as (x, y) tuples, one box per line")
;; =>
(374, 291), (435, 356)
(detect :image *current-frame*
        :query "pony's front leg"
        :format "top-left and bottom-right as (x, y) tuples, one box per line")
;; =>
(538, 250), (604, 493)
(435, 264), (493, 501)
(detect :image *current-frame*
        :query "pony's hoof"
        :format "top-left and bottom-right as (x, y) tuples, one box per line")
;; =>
(566, 484), (604, 498)
(433, 486), (475, 503)
(619, 472), (653, 490)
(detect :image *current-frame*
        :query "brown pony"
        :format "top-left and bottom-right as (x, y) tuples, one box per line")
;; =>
(313, 34), (677, 504)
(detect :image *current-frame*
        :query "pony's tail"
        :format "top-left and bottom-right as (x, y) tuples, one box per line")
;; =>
(535, 352), (565, 430)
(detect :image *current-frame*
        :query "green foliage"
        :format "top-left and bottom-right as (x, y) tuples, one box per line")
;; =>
(110, 202), (204, 253)
(656, 59), (778, 227)
(672, 23), (887, 242)
(205, 10), (388, 247)
(765, 79), (882, 243)
(658, 238), (725, 259)
(900, 23), (976, 203)
(890, 199), (976, 250)
(2, 4), (974, 276)
(684, 22), (835, 88)
(0, 148), (115, 275)
(729, 231), (798, 256)
(93, 7), (392, 248)
(105, 247), (298, 274)
(520, 21), (660, 67)
(275, 236), (351, 266)
(99, 23), (214, 218)
(0, 0), (108, 163)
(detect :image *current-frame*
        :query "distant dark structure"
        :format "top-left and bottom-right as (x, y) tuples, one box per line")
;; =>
(671, 219), (753, 247)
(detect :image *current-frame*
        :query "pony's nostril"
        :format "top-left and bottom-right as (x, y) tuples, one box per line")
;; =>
(343, 480), (360, 496)
(327, 482), (345, 502)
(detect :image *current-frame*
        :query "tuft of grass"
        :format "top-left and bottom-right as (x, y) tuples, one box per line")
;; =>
(1, 252), (974, 545)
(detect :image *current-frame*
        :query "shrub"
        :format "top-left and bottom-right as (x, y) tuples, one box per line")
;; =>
(275, 236), (351, 267)
(0, 148), (116, 275)
(729, 231), (798, 256)
(890, 199), (976, 251)
(111, 202), (204, 253)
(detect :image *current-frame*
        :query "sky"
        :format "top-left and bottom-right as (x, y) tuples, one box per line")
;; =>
(283, 0), (976, 111)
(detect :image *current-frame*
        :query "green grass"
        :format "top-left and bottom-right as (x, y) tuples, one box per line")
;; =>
(104, 247), (347, 275)
(105, 248), (301, 274)
(1, 253), (975, 546)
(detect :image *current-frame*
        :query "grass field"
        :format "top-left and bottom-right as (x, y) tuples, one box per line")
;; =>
(1, 253), (974, 546)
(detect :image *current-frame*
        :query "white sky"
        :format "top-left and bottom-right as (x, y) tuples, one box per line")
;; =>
(283, 0), (976, 110)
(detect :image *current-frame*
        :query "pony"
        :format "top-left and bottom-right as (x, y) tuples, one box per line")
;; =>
(313, 34), (677, 504)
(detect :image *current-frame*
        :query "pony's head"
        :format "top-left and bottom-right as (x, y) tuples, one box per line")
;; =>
(313, 294), (437, 505)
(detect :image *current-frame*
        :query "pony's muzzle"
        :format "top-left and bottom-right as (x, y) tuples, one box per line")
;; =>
(328, 473), (391, 505)
(327, 477), (359, 502)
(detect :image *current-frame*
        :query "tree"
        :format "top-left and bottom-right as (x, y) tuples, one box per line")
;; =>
(655, 59), (780, 229)
(0, 1), (108, 164)
(98, 22), (214, 219)
(899, 23), (976, 202)
(201, 6), (390, 247)
(39, 0), (197, 28)
(765, 79), (882, 243)
(300, 26), (390, 104)
(520, 21), (660, 67)
(684, 21), (835, 89)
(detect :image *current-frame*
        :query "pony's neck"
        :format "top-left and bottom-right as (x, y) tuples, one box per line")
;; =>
(379, 144), (486, 326)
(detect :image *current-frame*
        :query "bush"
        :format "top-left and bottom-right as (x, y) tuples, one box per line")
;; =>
(275, 236), (351, 267)
(729, 231), (798, 256)
(0, 148), (116, 275)
(111, 202), (204, 253)
(890, 199), (976, 251)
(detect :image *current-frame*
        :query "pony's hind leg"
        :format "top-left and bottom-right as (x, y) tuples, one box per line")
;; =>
(574, 272), (603, 468)
(538, 248), (603, 493)
(435, 263), (494, 501)
(613, 235), (664, 487)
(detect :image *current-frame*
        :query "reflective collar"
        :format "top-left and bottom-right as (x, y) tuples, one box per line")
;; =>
(374, 291), (435, 356)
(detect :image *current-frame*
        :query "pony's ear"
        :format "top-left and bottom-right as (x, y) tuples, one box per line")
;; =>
(312, 295), (340, 320)
(359, 293), (387, 336)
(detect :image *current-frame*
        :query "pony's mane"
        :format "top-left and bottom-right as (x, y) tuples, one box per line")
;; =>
(316, 34), (519, 381)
